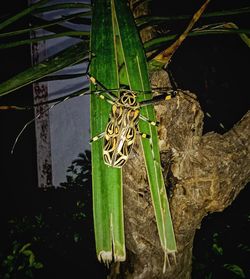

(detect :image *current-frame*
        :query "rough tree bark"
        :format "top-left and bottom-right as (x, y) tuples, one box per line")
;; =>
(109, 2), (250, 278)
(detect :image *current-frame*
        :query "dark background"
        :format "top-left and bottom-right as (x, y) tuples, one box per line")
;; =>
(0, 0), (249, 278)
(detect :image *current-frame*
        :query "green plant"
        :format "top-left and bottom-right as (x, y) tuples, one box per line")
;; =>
(60, 150), (91, 189)
(1, 242), (43, 279)
(192, 204), (250, 278)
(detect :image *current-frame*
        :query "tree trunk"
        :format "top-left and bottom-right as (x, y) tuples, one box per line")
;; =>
(109, 1), (250, 278)
(116, 70), (250, 278)
(122, 72), (250, 279)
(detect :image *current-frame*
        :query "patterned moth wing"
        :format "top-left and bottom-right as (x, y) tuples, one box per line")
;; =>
(103, 90), (140, 168)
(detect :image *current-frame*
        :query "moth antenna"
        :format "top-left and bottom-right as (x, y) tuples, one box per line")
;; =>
(10, 85), (92, 154)
(0, 105), (32, 111)
(11, 118), (36, 154)
(205, 111), (226, 131)
(10, 96), (70, 154)
(167, 68), (178, 91)
(11, 54), (106, 153)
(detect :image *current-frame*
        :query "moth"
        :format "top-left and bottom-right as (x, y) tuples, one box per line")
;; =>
(89, 75), (176, 168)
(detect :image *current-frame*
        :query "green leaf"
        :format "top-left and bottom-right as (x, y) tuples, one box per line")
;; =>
(150, 0), (211, 68)
(34, 2), (91, 14)
(212, 243), (223, 255)
(0, 31), (89, 50)
(33, 262), (43, 269)
(0, 0), (49, 31)
(0, 41), (89, 97)
(90, 0), (124, 263)
(0, 11), (91, 39)
(224, 264), (246, 278)
(28, 252), (35, 266)
(6, 255), (14, 261)
(19, 243), (31, 253)
(136, 7), (250, 29)
(237, 243), (250, 252)
(90, 0), (176, 266)
(113, 0), (176, 267)
(145, 27), (250, 59)
(205, 273), (213, 279)
(17, 265), (24, 271)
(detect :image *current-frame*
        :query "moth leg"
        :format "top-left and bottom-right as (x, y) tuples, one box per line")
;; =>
(90, 132), (105, 143)
(138, 90), (177, 128)
(138, 132), (151, 140)
(88, 74), (118, 102)
(139, 131), (162, 169)
(139, 90), (177, 107)
(84, 53), (119, 103)
(93, 92), (115, 106)
(139, 114), (160, 127)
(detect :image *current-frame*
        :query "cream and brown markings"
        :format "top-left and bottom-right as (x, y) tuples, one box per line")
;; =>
(103, 90), (140, 168)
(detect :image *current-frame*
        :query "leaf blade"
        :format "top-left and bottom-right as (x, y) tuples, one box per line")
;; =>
(0, 41), (89, 97)
(90, 0), (125, 263)
(113, 0), (177, 261)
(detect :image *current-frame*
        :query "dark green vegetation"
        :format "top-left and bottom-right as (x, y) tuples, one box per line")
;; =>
(0, 151), (108, 279)
(0, 150), (249, 278)
(192, 187), (250, 279)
